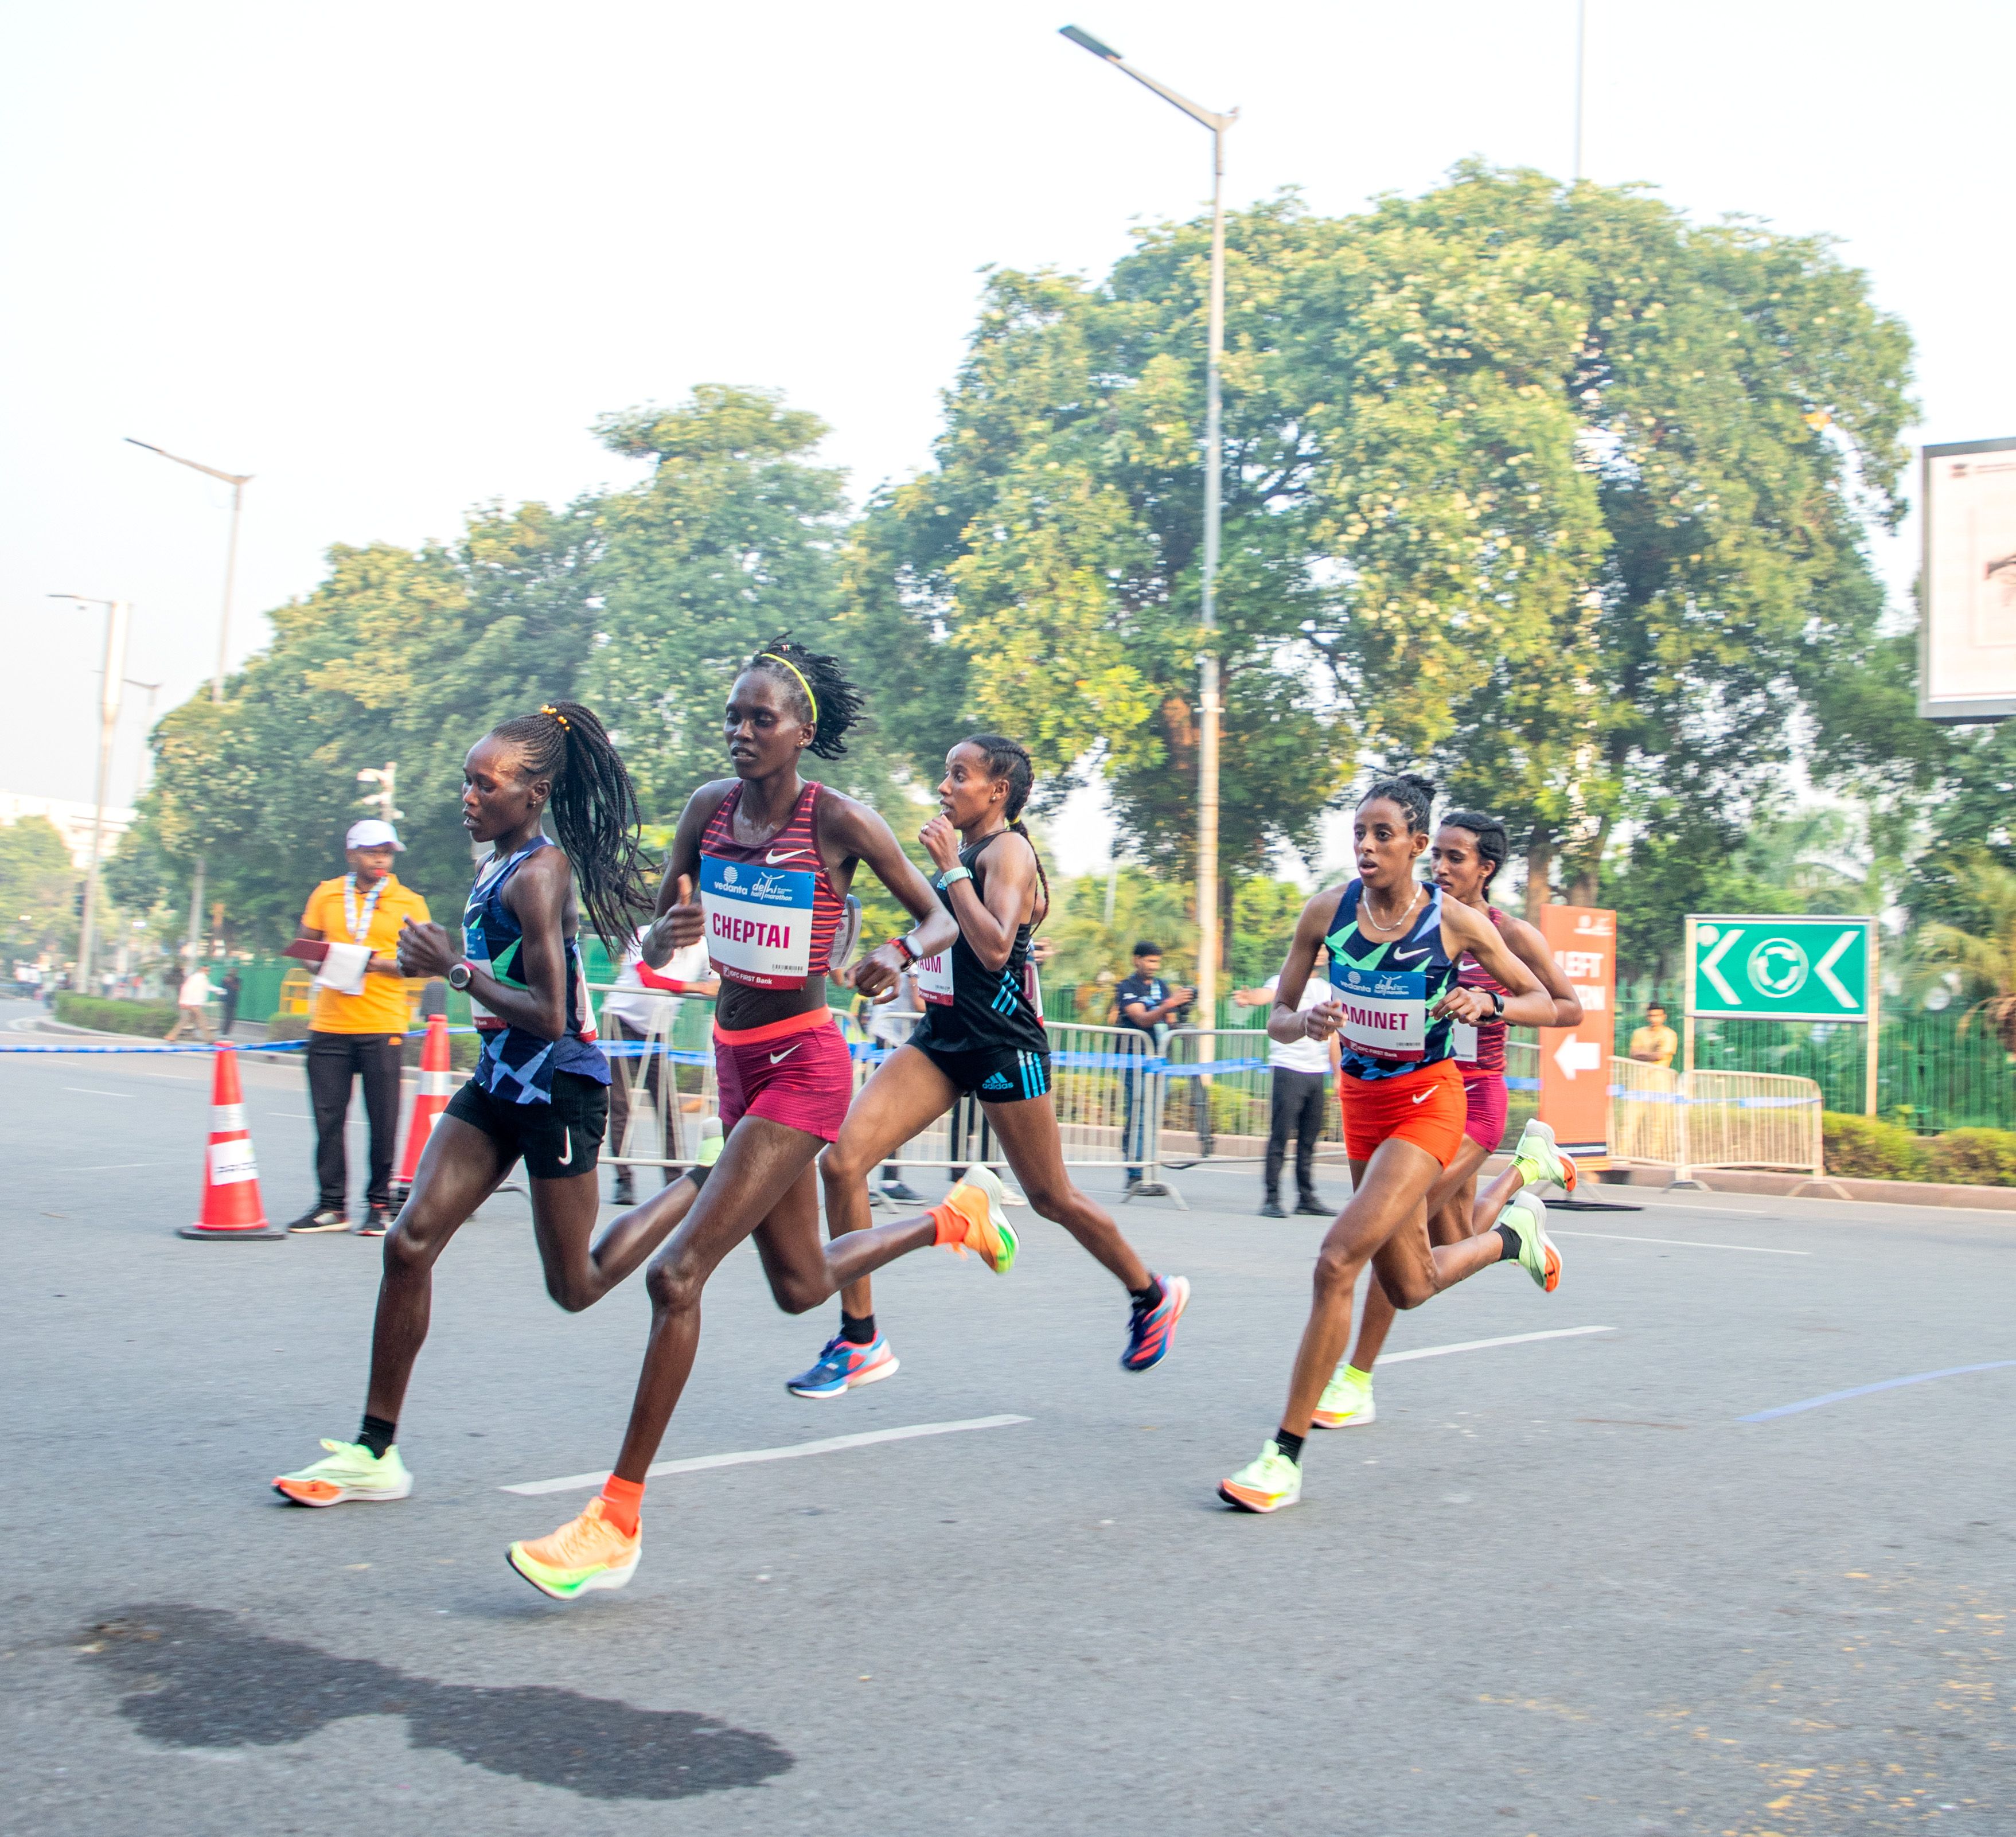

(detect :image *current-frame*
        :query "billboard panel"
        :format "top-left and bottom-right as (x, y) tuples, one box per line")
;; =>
(1921, 437), (2016, 722)
(1537, 905), (1615, 1159)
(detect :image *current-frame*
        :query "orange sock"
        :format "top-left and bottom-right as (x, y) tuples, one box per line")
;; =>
(599, 1475), (645, 1537)
(929, 1199), (966, 1246)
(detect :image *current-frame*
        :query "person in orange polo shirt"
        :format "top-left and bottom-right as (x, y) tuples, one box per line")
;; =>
(287, 820), (431, 1237)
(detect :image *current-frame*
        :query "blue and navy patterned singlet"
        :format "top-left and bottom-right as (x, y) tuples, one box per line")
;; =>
(1324, 879), (1461, 1082)
(463, 837), (609, 1103)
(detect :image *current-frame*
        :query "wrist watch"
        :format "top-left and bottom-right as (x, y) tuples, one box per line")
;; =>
(939, 864), (973, 887)
(1489, 989), (1506, 1019)
(891, 934), (920, 965)
(446, 961), (474, 992)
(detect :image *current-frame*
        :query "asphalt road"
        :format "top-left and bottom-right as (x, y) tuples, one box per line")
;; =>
(2, 995), (2011, 1836)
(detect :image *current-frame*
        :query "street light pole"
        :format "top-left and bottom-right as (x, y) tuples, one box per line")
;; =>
(1572, 0), (1587, 181)
(49, 594), (130, 991)
(1060, 24), (1236, 1029)
(127, 437), (254, 968)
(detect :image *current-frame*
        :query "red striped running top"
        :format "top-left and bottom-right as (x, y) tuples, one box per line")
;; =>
(699, 780), (845, 988)
(1455, 905), (1511, 1077)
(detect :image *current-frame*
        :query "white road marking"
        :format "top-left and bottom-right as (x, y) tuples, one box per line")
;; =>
(502, 1413), (1034, 1497)
(1381, 1325), (1615, 1365)
(1550, 1229), (1809, 1256)
(63, 1087), (124, 1097)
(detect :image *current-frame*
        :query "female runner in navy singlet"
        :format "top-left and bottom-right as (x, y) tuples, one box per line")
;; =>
(274, 700), (677, 1510)
(506, 639), (1021, 1599)
(1312, 809), (1584, 1432)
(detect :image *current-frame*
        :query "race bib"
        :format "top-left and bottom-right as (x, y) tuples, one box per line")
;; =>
(701, 855), (813, 988)
(1452, 1020), (1479, 1064)
(915, 948), (954, 1006)
(462, 911), (502, 1027)
(1335, 963), (1426, 1061)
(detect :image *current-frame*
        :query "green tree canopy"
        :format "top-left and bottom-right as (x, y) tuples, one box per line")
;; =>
(0, 816), (79, 966)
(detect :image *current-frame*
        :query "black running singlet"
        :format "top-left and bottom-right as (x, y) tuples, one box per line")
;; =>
(1324, 879), (1460, 1082)
(907, 832), (1049, 1060)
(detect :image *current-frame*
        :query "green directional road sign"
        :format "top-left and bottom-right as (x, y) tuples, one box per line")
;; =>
(1686, 914), (1874, 1021)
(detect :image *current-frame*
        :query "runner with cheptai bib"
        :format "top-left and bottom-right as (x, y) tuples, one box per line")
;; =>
(1218, 773), (1568, 1515)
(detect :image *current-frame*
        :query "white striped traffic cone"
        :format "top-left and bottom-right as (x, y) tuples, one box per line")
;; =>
(180, 1043), (283, 1240)
(391, 1013), (453, 1202)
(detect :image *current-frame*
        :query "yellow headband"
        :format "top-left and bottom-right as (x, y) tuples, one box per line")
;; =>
(759, 653), (819, 727)
(540, 703), (570, 730)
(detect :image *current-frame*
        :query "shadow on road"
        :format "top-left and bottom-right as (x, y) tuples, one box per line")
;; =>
(80, 1605), (793, 1799)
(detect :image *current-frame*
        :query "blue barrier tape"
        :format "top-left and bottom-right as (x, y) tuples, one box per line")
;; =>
(2, 1024), (485, 1056)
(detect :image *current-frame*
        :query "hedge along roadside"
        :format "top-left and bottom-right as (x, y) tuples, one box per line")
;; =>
(1822, 1113), (2016, 1187)
(50, 993), (179, 1038)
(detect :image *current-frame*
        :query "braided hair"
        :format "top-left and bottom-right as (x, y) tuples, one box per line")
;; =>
(1440, 808), (1510, 895)
(746, 634), (866, 760)
(964, 734), (1050, 927)
(488, 700), (654, 957)
(1357, 770), (1437, 836)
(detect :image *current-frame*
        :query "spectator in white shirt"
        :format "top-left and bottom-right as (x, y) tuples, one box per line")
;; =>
(1234, 970), (1341, 1218)
(166, 966), (215, 1043)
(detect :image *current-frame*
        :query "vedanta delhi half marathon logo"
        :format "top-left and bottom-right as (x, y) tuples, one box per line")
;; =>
(721, 864), (740, 886)
(1373, 973), (1411, 997)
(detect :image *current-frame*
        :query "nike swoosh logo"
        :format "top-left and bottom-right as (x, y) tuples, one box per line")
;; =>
(769, 1043), (803, 1064)
(766, 849), (810, 864)
(555, 1130), (574, 1165)
(1411, 1090), (1433, 1104)
(1392, 947), (1429, 963)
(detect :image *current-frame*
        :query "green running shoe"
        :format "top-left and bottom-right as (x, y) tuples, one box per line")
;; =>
(1311, 1363), (1376, 1430)
(1502, 1190), (1562, 1292)
(1218, 1440), (1304, 1514)
(273, 1439), (412, 1507)
(1510, 1118), (1578, 1196)
(507, 1498), (642, 1600)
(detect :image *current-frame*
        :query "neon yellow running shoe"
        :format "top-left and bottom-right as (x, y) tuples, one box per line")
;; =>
(696, 1117), (723, 1167)
(1510, 1118), (1578, 1196)
(1311, 1364), (1376, 1430)
(1217, 1441), (1304, 1514)
(507, 1497), (642, 1600)
(937, 1167), (1019, 1274)
(1503, 1189), (1563, 1292)
(272, 1440), (412, 1507)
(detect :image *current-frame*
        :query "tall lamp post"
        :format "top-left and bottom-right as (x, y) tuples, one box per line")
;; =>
(1059, 24), (1235, 1030)
(48, 594), (131, 991)
(127, 437), (253, 968)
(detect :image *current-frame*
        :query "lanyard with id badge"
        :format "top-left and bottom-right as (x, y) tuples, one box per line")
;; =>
(1333, 962), (1428, 1062)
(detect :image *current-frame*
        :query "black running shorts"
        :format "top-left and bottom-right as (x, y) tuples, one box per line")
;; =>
(913, 1041), (1052, 1103)
(444, 1070), (608, 1180)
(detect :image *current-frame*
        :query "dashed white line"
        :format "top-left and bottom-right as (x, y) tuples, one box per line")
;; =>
(503, 1413), (1034, 1497)
(1550, 1230), (1809, 1256)
(1381, 1325), (1616, 1365)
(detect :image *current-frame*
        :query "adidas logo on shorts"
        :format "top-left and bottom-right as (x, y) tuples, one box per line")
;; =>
(982, 1072), (1013, 1091)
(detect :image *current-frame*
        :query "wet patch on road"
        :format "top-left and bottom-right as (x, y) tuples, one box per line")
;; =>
(80, 1606), (793, 1799)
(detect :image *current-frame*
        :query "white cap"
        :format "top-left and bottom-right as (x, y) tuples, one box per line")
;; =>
(345, 818), (405, 852)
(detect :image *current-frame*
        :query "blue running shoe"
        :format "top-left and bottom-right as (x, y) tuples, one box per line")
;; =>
(1120, 1273), (1190, 1372)
(785, 1332), (900, 1399)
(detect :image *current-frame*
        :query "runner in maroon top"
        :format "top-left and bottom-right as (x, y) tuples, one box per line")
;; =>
(505, 637), (1022, 1600)
(1313, 809), (1584, 1430)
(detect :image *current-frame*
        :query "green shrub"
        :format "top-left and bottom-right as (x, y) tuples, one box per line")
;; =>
(52, 993), (178, 1038)
(1922, 1128), (2016, 1188)
(1822, 1112), (1928, 1181)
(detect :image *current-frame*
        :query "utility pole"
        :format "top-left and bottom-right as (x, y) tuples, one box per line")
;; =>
(127, 438), (252, 969)
(1059, 24), (1236, 1028)
(1572, 0), (1588, 181)
(49, 595), (130, 990)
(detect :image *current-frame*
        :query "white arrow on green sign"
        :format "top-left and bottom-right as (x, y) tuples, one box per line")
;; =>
(1686, 915), (1873, 1021)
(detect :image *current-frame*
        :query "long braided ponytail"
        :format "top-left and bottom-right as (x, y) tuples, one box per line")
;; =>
(488, 700), (655, 957)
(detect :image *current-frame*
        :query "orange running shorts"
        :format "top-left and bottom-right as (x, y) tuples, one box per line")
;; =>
(1338, 1058), (1467, 1167)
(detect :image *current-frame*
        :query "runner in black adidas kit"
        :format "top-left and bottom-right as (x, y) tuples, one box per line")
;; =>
(800, 736), (1190, 1397)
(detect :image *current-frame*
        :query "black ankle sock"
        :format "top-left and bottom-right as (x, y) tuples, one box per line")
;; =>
(1494, 1220), (1522, 1263)
(357, 1414), (397, 1460)
(1273, 1428), (1305, 1465)
(1129, 1277), (1163, 1313)
(839, 1311), (876, 1347)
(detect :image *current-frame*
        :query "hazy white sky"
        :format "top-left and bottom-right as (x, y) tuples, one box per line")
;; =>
(5, 1), (2011, 873)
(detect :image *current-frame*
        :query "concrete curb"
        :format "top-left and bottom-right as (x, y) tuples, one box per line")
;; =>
(1588, 1161), (2016, 1215)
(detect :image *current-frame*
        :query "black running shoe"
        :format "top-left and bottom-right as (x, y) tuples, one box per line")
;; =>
(358, 1203), (395, 1237)
(1258, 1198), (1286, 1219)
(880, 1179), (923, 1204)
(1294, 1196), (1330, 1217)
(287, 1206), (350, 1234)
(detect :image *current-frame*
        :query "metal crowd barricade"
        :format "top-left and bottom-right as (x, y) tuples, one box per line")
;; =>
(1607, 1058), (1823, 1181)
(1159, 1026), (1347, 1172)
(589, 981), (719, 1179)
(1609, 1054), (1683, 1167)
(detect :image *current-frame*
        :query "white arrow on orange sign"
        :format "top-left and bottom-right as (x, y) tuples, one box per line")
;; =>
(1553, 1036), (1602, 1080)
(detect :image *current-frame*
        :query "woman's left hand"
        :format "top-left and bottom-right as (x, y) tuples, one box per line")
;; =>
(851, 941), (910, 1000)
(918, 814), (962, 873)
(397, 918), (459, 980)
(1432, 986), (1495, 1024)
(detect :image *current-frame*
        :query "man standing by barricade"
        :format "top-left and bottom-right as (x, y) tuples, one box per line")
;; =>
(1235, 970), (1341, 1218)
(1113, 941), (1192, 1196)
(287, 819), (429, 1237)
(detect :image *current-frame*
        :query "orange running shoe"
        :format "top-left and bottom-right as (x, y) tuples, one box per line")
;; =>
(506, 1497), (642, 1600)
(934, 1167), (1019, 1274)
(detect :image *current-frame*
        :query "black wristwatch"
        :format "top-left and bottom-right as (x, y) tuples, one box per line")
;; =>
(447, 961), (474, 993)
(1489, 989), (1504, 1019)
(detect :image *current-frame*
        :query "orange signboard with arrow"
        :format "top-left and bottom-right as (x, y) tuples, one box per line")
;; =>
(1537, 905), (1616, 1159)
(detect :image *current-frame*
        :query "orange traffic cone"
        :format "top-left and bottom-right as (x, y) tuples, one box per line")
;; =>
(391, 1013), (453, 1202)
(180, 1043), (283, 1240)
